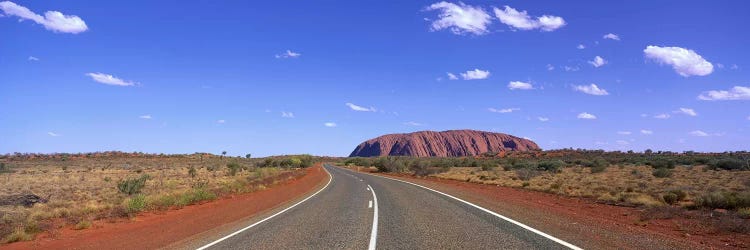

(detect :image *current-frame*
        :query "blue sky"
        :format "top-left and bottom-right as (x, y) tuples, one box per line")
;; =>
(1, 1), (749, 156)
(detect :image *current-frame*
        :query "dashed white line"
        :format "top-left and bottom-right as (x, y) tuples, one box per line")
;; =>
(343, 167), (582, 250)
(368, 200), (373, 208)
(196, 166), (333, 250)
(366, 184), (378, 250)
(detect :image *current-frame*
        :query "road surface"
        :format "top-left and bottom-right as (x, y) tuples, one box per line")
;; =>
(198, 164), (579, 250)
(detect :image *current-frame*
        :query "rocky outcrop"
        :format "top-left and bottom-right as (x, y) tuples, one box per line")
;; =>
(349, 130), (540, 157)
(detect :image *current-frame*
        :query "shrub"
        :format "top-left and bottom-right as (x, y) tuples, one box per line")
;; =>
(515, 168), (541, 181)
(479, 161), (497, 171)
(709, 158), (747, 170)
(696, 191), (750, 210)
(125, 194), (147, 215)
(537, 160), (564, 173)
(226, 162), (241, 176)
(3, 228), (32, 243)
(662, 190), (686, 205)
(74, 220), (91, 230)
(649, 159), (676, 169)
(188, 166), (197, 178)
(738, 208), (750, 219)
(178, 188), (217, 206)
(0, 163), (13, 173)
(117, 174), (150, 195)
(652, 168), (672, 178)
(583, 157), (609, 173)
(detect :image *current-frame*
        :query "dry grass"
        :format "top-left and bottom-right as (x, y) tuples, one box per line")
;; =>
(0, 155), (293, 243)
(433, 165), (750, 207)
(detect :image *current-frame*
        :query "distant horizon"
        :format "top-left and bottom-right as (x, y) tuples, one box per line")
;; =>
(2, 1), (749, 156)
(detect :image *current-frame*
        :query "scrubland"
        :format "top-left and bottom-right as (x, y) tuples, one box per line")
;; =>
(0, 152), (318, 243)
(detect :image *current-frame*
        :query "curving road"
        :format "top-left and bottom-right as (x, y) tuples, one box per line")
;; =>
(198, 164), (579, 250)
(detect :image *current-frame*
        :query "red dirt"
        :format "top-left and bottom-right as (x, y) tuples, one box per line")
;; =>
(2, 164), (328, 250)
(374, 172), (749, 250)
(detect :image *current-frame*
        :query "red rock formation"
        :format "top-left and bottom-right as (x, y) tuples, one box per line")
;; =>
(349, 130), (540, 157)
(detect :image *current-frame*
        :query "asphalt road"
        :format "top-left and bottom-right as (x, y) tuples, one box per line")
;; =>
(199, 164), (579, 250)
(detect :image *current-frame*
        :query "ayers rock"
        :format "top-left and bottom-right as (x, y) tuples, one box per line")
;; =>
(349, 129), (540, 157)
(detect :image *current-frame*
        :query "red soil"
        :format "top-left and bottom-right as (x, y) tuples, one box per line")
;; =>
(2, 164), (328, 250)
(376, 172), (749, 249)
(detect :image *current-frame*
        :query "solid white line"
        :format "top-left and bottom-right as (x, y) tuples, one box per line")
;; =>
(366, 184), (378, 250)
(347, 168), (582, 250)
(196, 166), (333, 250)
(368, 200), (373, 208)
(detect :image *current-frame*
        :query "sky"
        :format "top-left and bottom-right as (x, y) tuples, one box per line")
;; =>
(1, 1), (749, 156)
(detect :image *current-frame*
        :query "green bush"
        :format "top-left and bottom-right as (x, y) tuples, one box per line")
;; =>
(0, 163), (12, 173)
(537, 160), (564, 173)
(662, 190), (686, 205)
(188, 166), (197, 178)
(226, 162), (241, 176)
(117, 174), (150, 195)
(696, 191), (750, 210)
(126, 194), (147, 215)
(583, 157), (609, 173)
(652, 168), (672, 178)
(738, 208), (750, 219)
(649, 159), (676, 169)
(178, 188), (217, 206)
(709, 158), (747, 170)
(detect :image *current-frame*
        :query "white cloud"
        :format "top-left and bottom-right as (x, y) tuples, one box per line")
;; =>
(564, 66), (580, 72)
(281, 111), (294, 118)
(139, 115), (152, 119)
(577, 112), (596, 120)
(537, 117), (549, 122)
(653, 113), (671, 119)
(507, 81), (533, 90)
(324, 122), (337, 127)
(616, 140), (629, 145)
(674, 108), (697, 116)
(85, 72), (137, 86)
(573, 83), (609, 96)
(446, 72), (458, 80)
(404, 121), (423, 126)
(424, 2), (492, 35)
(588, 56), (607, 67)
(698, 86), (750, 101)
(216, 120), (226, 124)
(641, 129), (653, 135)
(345, 102), (376, 112)
(0, 1), (88, 34)
(689, 130), (709, 137)
(617, 131), (632, 135)
(47, 132), (60, 137)
(488, 108), (519, 113)
(731, 64), (739, 70)
(493, 5), (566, 32)
(275, 50), (301, 59)
(643, 45), (713, 77)
(577, 44), (585, 49)
(546, 64), (555, 71)
(27, 56), (39, 61)
(603, 33), (620, 41)
(460, 69), (490, 80)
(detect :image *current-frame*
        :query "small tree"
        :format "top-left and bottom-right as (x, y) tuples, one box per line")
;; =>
(245, 153), (252, 159)
(221, 151), (227, 157)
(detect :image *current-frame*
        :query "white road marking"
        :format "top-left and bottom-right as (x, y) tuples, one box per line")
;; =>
(367, 184), (378, 250)
(368, 200), (373, 208)
(345, 168), (583, 250)
(196, 166), (334, 250)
